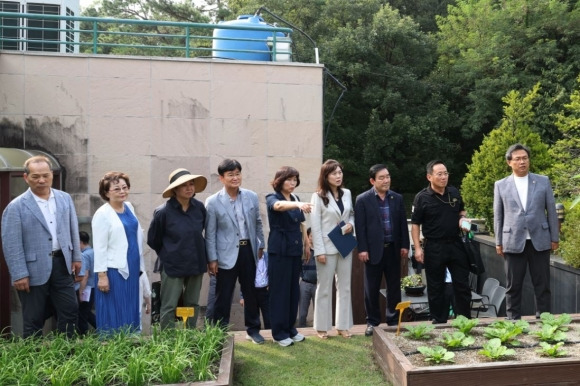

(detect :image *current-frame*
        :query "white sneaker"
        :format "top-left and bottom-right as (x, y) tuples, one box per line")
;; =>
(275, 338), (294, 347)
(291, 333), (305, 342)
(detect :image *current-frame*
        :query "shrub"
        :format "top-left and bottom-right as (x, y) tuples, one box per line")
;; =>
(560, 202), (580, 268)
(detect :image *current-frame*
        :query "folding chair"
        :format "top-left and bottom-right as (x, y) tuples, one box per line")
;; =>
(471, 277), (499, 309)
(472, 286), (506, 318)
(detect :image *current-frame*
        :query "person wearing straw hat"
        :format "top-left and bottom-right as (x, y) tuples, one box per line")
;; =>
(147, 168), (208, 329)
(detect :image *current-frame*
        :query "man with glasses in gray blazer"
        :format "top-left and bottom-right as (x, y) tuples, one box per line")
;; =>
(494, 143), (559, 320)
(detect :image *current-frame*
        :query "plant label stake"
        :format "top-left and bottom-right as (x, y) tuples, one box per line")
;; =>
(176, 307), (194, 329)
(395, 301), (411, 336)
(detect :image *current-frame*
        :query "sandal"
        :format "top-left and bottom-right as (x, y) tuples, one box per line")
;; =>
(337, 330), (352, 338)
(316, 331), (328, 339)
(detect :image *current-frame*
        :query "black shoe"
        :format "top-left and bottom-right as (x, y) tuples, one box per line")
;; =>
(246, 332), (265, 344)
(387, 321), (397, 327)
(431, 320), (446, 325)
(365, 325), (374, 336)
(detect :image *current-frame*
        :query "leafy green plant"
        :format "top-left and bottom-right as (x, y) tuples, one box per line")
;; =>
(451, 315), (479, 335)
(560, 201), (580, 268)
(402, 323), (435, 340)
(531, 324), (567, 343)
(401, 274), (423, 289)
(417, 346), (455, 364)
(489, 319), (530, 332)
(479, 338), (516, 360)
(0, 322), (227, 385)
(536, 342), (568, 358)
(484, 320), (529, 346)
(539, 312), (572, 331)
(439, 331), (475, 349)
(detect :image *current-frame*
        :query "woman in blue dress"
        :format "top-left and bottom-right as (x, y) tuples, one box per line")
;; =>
(266, 166), (312, 347)
(92, 171), (145, 334)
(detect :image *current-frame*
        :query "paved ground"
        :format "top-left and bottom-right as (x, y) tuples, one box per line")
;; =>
(230, 322), (392, 343)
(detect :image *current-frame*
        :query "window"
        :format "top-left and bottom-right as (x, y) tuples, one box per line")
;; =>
(26, 3), (60, 52)
(65, 7), (74, 53)
(0, 1), (19, 50)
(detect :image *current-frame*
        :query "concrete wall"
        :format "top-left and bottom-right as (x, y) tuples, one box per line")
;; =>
(0, 50), (324, 333)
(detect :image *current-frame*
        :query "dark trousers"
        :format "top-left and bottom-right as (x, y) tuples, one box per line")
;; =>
(205, 274), (216, 321)
(424, 239), (471, 323)
(77, 289), (96, 335)
(252, 287), (271, 329)
(268, 253), (301, 341)
(18, 255), (78, 338)
(212, 244), (261, 335)
(364, 244), (401, 326)
(298, 280), (316, 327)
(504, 240), (551, 319)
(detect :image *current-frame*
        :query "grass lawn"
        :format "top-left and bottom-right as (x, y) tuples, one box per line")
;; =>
(233, 335), (388, 386)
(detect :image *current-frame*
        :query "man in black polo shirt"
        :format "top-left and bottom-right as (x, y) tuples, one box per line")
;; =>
(411, 160), (471, 324)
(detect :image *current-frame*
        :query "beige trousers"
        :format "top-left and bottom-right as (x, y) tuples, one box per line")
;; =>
(313, 252), (353, 331)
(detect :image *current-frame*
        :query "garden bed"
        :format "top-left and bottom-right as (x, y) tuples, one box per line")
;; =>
(372, 315), (580, 386)
(0, 326), (234, 385)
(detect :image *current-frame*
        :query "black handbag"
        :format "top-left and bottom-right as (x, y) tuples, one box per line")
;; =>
(462, 232), (485, 275)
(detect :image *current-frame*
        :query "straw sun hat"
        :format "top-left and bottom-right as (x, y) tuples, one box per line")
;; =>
(162, 168), (207, 198)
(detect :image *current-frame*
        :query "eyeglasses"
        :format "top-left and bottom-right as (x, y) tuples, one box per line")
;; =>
(109, 186), (129, 193)
(432, 172), (450, 178)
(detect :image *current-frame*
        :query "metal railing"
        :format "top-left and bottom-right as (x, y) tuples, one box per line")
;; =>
(0, 12), (294, 61)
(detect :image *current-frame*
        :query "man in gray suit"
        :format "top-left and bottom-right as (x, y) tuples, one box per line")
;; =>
(2, 155), (82, 337)
(205, 159), (265, 344)
(494, 143), (559, 320)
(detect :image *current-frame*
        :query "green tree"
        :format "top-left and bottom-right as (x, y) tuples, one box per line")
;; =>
(228, 0), (449, 195)
(80, 0), (210, 56)
(434, 0), (580, 148)
(386, 0), (455, 33)
(461, 83), (551, 229)
(549, 74), (580, 199)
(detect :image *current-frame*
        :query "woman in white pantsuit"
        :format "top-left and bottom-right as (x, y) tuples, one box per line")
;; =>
(311, 159), (354, 339)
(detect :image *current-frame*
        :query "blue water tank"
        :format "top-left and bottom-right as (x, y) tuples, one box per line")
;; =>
(212, 15), (285, 61)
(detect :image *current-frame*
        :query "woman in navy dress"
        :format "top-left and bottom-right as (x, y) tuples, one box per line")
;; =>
(266, 166), (312, 347)
(92, 172), (145, 334)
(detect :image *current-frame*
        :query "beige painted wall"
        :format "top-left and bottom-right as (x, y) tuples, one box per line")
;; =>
(0, 51), (324, 333)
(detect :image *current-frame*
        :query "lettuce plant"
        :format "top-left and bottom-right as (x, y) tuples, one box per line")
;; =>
(479, 338), (516, 360)
(484, 320), (528, 346)
(451, 315), (479, 335)
(539, 312), (572, 332)
(417, 346), (455, 364)
(439, 331), (475, 349)
(402, 323), (435, 340)
(531, 324), (567, 343)
(536, 342), (568, 358)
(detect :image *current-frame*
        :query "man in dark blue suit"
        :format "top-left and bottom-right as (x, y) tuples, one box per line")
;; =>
(355, 164), (410, 336)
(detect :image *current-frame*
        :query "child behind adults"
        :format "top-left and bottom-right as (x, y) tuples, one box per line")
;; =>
(139, 272), (152, 332)
(297, 228), (317, 327)
(77, 231), (96, 335)
(240, 251), (270, 331)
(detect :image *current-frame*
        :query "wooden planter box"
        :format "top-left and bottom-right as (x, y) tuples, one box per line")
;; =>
(187, 335), (234, 386)
(372, 320), (580, 386)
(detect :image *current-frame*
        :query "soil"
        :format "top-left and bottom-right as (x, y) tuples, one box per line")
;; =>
(386, 322), (580, 367)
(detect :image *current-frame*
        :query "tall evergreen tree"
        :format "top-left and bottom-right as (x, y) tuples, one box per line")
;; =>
(461, 83), (551, 228)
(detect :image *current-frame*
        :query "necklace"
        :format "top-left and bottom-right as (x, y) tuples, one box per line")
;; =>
(434, 191), (457, 207)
